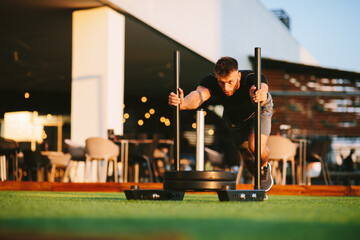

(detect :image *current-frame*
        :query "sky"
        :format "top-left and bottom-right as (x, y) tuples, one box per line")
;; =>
(259, 0), (360, 73)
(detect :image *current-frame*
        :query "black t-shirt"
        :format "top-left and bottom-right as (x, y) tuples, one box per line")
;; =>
(199, 70), (268, 125)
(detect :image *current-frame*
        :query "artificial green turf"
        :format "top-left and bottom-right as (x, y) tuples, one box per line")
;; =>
(0, 191), (359, 240)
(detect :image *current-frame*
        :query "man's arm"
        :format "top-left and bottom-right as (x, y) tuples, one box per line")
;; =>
(249, 82), (269, 105)
(168, 86), (211, 110)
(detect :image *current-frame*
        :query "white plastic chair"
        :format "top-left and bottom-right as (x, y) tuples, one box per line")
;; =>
(267, 135), (297, 185)
(85, 137), (119, 183)
(45, 151), (72, 182)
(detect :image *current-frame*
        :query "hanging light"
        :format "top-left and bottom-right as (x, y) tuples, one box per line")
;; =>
(149, 108), (155, 115)
(208, 129), (214, 136)
(138, 119), (144, 126)
(164, 119), (171, 126)
(141, 96), (147, 103)
(42, 130), (47, 139)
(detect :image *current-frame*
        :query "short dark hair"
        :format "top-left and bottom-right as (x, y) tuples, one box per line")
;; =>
(214, 57), (238, 78)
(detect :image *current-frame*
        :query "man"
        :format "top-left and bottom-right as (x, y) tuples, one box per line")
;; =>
(168, 57), (274, 192)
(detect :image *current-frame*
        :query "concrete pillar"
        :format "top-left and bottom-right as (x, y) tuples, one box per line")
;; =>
(72, 6), (125, 145)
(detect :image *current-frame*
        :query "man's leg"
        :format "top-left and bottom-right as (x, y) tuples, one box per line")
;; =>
(245, 132), (273, 192)
(239, 93), (273, 191)
(248, 133), (269, 167)
(238, 133), (269, 174)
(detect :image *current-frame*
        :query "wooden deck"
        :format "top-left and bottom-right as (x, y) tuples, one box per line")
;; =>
(1, 181), (359, 196)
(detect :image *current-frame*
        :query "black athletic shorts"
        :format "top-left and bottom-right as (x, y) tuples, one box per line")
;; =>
(224, 93), (273, 148)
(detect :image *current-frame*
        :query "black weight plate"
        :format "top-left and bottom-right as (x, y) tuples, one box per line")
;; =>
(164, 170), (236, 181)
(163, 180), (236, 191)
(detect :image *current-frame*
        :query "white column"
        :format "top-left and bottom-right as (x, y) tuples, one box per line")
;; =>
(72, 6), (125, 145)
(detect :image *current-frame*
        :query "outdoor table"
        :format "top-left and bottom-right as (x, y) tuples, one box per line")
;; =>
(291, 138), (309, 185)
(115, 139), (173, 182)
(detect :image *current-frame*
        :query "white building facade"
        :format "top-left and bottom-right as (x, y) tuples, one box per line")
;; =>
(72, 0), (317, 143)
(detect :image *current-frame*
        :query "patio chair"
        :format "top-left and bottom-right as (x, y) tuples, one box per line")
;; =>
(85, 137), (119, 183)
(267, 135), (297, 185)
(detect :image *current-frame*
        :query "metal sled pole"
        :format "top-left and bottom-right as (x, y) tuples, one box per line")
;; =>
(254, 47), (261, 190)
(174, 50), (180, 171)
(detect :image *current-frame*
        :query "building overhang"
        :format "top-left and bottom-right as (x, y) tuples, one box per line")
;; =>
(249, 56), (360, 80)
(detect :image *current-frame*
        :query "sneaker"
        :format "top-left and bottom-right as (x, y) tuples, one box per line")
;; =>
(260, 162), (273, 192)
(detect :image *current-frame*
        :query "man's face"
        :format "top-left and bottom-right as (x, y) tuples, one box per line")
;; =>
(216, 70), (241, 96)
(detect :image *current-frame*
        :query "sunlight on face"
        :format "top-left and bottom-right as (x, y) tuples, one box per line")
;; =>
(216, 70), (240, 96)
